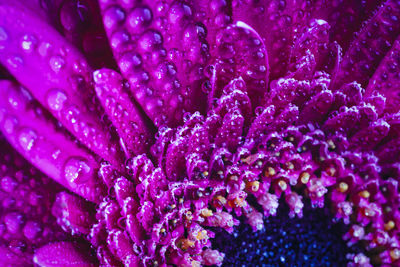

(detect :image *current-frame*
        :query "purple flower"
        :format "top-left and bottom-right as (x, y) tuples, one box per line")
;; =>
(0, 0), (399, 266)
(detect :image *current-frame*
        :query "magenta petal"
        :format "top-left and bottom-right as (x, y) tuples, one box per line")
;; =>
(52, 191), (96, 235)
(332, 0), (400, 89)
(192, 0), (231, 56)
(311, 0), (384, 51)
(232, 0), (306, 79)
(33, 241), (97, 267)
(212, 22), (269, 108)
(367, 38), (400, 113)
(93, 68), (154, 156)
(0, 138), (72, 262)
(0, 80), (106, 203)
(0, 246), (33, 266)
(0, 2), (124, 168)
(99, 0), (209, 127)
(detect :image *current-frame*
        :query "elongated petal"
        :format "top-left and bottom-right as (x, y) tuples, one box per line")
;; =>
(93, 68), (153, 156)
(0, 80), (106, 203)
(52, 191), (96, 235)
(367, 39), (400, 113)
(232, 0), (307, 79)
(331, 0), (400, 89)
(33, 241), (97, 267)
(99, 0), (209, 127)
(192, 0), (232, 55)
(0, 138), (72, 262)
(0, 1), (124, 168)
(212, 22), (269, 108)
(311, 0), (384, 51)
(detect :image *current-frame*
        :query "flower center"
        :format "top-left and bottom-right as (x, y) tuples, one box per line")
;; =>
(212, 202), (363, 266)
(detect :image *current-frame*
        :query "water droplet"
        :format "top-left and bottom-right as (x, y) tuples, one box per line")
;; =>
(18, 128), (37, 152)
(7, 56), (23, 69)
(38, 42), (52, 57)
(65, 105), (80, 124)
(52, 149), (61, 160)
(110, 30), (131, 50)
(47, 89), (67, 111)
(3, 115), (18, 134)
(138, 30), (162, 51)
(7, 89), (25, 110)
(127, 6), (153, 33)
(103, 6), (126, 30)
(64, 157), (92, 187)
(0, 26), (8, 41)
(49, 55), (65, 73)
(119, 52), (142, 73)
(20, 34), (37, 52)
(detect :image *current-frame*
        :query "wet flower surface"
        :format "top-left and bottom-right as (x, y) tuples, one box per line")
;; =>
(0, 0), (400, 266)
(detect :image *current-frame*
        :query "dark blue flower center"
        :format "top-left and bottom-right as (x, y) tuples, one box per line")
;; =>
(212, 201), (363, 267)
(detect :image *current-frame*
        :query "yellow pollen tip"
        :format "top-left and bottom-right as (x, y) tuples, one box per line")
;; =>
(202, 171), (209, 177)
(390, 249), (400, 260)
(179, 239), (195, 251)
(326, 167), (336, 176)
(338, 182), (348, 193)
(359, 190), (370, 199)
(265, 167), (276, 177)
(200, 208), (213, 217)
(196, 230), (208, 240)
(186, 211), (193, 220)
(286, 162), (294, 170)
(327, 139), (336, 149)
(385, 220), (396, 231)
(300, 172), (310, 184)
(278, 180), (287, 191)
(247, 181), (260, 192)
(215, 195), (227, 205)
(191, 260), (201, 267)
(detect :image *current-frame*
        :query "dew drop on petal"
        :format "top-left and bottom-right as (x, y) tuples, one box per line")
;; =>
(18, 128), (38, 152)
(20, 34), (37, 52)
(127, 6), (153, 32)
(49, 55), (65, 73)
(65, 105), (80, 124)
(47, 89), (67, 111)
(7, 89), (24, 111)
(64, 157), (92, 187)
(0, 26), (8, 41)
(103, 6), (126, 30)
(38, 42), (52, 57)
(52, 149), (61, 160)
(3, 115), (18, 134)
(7, 56), (23, 69)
